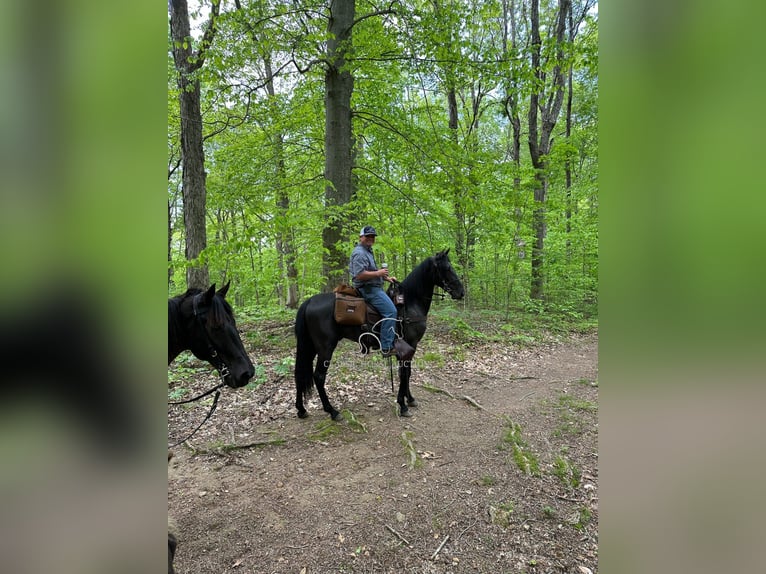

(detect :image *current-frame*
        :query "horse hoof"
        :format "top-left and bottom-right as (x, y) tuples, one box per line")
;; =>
(407, 399), (419, 408)
(297, 411), (308, 419)
(399, 409), (413, 418)
(331, 412), (343, 421)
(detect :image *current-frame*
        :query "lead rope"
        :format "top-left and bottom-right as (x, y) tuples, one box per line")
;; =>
(168, 388), (222, 448)
(168, 370), (228, 448)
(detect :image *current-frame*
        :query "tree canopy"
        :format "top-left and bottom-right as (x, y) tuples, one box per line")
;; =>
(168, 0), (598, 314)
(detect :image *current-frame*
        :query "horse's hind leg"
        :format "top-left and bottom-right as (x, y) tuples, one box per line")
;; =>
(397, 362), (417, 417)
(314, 354), (342, 421)
(295, 379), (308, 419)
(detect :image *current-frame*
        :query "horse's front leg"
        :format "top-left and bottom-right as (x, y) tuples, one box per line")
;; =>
(397, 360), (417, 417)
(314, 356), (342, 421)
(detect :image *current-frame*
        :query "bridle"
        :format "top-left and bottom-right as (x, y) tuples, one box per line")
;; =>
(191, 293), (231, 382)
(167, 294), (231, 448)
(433, 259), (462, 300)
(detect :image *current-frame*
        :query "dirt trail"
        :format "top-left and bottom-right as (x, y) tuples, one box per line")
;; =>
(169, 330), (598, 574)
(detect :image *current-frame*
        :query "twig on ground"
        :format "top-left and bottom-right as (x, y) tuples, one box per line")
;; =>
(189, 439), (286, 455)
(422, 383), (455, 398)
(461, 395), (486, 410)
(385, 524), (411, 547)
(456, 519), (478, 540)
(430, 534), (450, 560)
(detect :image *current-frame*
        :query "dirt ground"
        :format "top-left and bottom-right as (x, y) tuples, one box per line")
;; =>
(168, 318), (598, 574)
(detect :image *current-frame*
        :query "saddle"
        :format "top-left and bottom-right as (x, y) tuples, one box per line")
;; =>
(333, 283), (406, 328)
(333, 283), (414, 360)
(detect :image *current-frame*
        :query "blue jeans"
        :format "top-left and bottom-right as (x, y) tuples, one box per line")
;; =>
(359, 285), (397, 350)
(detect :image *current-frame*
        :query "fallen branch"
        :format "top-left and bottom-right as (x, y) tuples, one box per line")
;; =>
(422, 383), (454, 398)
(385, 524), (411, 547)
(461, 395), (486, 411)
(456, 519), (478, 540)
(189, 438), (286, 455)
(430, 534), (450, 560)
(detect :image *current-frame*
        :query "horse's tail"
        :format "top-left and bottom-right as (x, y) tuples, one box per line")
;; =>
(294, 298), (316, 399)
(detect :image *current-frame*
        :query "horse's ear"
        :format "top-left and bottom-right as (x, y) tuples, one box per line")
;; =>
(444, 247), (450, 256)
(217, 281), (230, 299)
(203, 284), (216, 304)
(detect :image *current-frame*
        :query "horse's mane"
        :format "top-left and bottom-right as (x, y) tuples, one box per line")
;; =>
(168, 287), (234, 332)
(400, 255), (438, 301)
(207, 291), (235, 327)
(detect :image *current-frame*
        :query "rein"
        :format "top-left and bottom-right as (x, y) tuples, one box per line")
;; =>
(168, 373), (227, 447)
(168, 295), (231, 447)
(168, 386), (222, 448)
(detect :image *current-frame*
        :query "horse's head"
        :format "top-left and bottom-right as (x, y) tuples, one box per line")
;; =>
(434, 249), (465, 300)
(192, 282), (255, 388)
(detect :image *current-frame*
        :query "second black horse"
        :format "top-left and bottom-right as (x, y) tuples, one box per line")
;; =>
(294, 249), (464, 419)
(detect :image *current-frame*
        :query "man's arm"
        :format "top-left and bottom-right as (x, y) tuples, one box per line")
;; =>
(355, 269), (386, 282)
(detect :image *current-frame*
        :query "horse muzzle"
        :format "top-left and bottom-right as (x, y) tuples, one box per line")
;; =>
(221, 361), (255, 388)
(449, 286), (465, 300)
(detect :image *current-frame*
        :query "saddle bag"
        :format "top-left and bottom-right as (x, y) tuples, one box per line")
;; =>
(333, 284), (366, 326)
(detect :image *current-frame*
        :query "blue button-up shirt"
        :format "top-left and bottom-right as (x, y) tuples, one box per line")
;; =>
(349, 243), (382, 288)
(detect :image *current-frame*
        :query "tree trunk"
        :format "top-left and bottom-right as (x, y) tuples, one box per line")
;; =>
(322, 0), (356, 292)
(169, 0), (219, 290)
(266, 55), (299, 308)
(527, 0), (570, 301)
(168, 200), (173, 285)
(565, 5), (574, 253)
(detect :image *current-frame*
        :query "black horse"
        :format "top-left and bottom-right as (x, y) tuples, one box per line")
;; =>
(294, 249), (464, 419)
(168, 282), (254, 388)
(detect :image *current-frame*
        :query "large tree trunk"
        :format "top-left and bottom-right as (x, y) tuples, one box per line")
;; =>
(322, 0), (356, 292)
(527, 0), (570, 301)
(170, 0), (219, 290)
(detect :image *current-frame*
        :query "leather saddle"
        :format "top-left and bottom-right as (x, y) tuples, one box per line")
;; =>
(333, 284), (414, 360)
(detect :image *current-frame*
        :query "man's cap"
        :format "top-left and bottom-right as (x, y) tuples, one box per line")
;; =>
(360, 225), (377, 236)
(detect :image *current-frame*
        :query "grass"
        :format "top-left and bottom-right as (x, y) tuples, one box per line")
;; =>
(420, 351), (445, 367)
(557, 393), (597, 412)
(168, 386), (189, 401)
(308, 419), (344, 441)
(274, 356), (294, 376)
(572, 506), (593, 531)
(341, 409), (368, 433)
(552, 454), (582, 489)
(500, 417), (541, 476)
(430, 303), (597, 348)
(489, 501), (514, 528)
(168, 354), (210, 385)
(479, 475), (496, 486)
(540, 392), (598, 438)
(400, 431), (422, 469)
(306, 410), (367, 441)
(244, 364), (267, 390)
